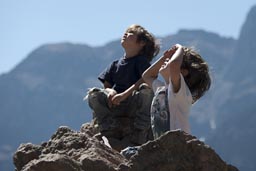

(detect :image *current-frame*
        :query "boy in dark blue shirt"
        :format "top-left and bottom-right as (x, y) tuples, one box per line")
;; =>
(87, 24), (160, 149)
(98, 54), (150, 94)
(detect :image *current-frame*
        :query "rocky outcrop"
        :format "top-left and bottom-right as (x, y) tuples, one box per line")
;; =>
(13, 121), (238, 171)
(13, 123), (126, 171)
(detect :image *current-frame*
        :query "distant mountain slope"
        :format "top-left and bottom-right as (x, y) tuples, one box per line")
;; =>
(206, 5), (256, 171)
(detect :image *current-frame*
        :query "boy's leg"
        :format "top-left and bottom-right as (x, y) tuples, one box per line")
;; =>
(130, 84), (154, 145)
(87, 88), (116, 132)
(87, 88), (131, 139)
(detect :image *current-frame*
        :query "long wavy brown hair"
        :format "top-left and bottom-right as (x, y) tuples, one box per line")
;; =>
(181, 47), (211, 103)
(125, 24), (160, 62)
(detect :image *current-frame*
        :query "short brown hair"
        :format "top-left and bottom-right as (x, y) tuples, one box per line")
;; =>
(125, 24), (160, 62)
(181, 47), (211, 103)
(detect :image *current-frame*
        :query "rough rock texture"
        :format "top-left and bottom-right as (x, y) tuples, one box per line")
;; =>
(13, 123), (126, 171)
(120, 131), (239, 171)
(13, 121), (239, 171)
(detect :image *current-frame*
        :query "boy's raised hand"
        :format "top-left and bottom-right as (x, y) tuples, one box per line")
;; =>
(164, 45), (178, 57)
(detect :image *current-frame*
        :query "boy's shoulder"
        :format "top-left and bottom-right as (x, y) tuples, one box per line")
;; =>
(109, 59), (121, 67)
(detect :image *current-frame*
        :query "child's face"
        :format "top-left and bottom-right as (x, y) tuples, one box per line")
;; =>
(121, 28), (145, 52)
(159, 58), (189, 84)
(121, 31), (138, 45)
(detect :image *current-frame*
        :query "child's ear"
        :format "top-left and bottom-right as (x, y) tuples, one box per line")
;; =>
(139, 41), (146, 47)
(181, 69), (189, 77)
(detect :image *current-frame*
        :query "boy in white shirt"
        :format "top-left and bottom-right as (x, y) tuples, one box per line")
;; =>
(142, 44), (211, 138)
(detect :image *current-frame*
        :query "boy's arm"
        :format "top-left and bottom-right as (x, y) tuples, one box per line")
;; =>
(103, 81), (117, 97)
(142, 57), (164, 88)
(167, 44), (184, 93)
(142, 47), (177, 88)
(102, 81), (118, 107)
(111, 78), (144, 105)
(103, 75), (145, 106)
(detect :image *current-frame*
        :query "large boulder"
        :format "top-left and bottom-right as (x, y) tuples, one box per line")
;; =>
(13, 122), (238, 171)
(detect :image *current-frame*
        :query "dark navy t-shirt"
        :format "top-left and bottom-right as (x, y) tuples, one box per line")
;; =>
(98, 55), (150, 93)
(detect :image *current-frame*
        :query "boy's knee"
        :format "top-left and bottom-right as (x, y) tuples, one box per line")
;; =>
(139, 83), (151, 90)
(87, 88), (107, 109)
(139, 85), (153, 96)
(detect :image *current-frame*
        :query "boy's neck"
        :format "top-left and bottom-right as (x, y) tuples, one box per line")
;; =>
(124, 52), (139, 59)
(124, 49), (140, 59)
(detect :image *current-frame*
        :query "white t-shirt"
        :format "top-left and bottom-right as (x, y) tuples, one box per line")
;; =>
(151, 74), (192, 134)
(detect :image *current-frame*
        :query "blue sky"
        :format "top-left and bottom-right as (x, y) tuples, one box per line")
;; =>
(1, 0), (255, 74)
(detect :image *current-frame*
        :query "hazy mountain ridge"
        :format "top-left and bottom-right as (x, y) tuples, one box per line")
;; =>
(206, 5), (256, 171)
(1, 5), (256, 171)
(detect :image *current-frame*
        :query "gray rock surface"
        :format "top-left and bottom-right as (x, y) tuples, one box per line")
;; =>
(13, 121), (238, 171)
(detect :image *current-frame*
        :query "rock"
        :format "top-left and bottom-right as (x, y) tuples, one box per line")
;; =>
(120, 130), (239, 171)
(13, 123), (239, 171)
(13, 125), (127, 171)
(21, 154), (83, 171)
(13, 143), (42, 171)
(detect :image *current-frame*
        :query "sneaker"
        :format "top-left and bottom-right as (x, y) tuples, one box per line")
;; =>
(120, 146), (140, 159)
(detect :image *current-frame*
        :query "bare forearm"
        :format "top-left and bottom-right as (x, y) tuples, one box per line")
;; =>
(168, 44), (184, 93)
(142, 57), (164, 86)
(122, 78), (144, 98)
(143, 48), (175, 87)
(168, 44), (184, 78)
(111, 78), (145, 105)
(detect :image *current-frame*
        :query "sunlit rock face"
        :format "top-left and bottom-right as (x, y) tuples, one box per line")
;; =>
(13, 122), (238, 171)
